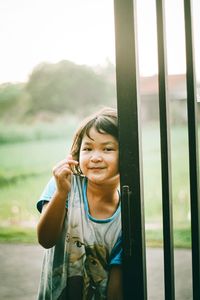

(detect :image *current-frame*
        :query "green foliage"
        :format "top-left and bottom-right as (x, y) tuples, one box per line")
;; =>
(25, 60), (116, 115)
(0, 60), (116, 123)
(0, 83), (29, 121)
(0, 83), (24, 105)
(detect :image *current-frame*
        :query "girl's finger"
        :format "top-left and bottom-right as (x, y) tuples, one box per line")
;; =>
(52, 158), (78, 173)
(52, 162), (71, 176)
(67, 159), (79, 166)
(55, 166), (72, 177)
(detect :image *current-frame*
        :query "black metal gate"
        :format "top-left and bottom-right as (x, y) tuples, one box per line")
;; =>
(113, 0), (200, 299)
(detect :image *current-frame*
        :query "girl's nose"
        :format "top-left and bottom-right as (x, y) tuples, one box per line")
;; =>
(90, 152), (103, 162)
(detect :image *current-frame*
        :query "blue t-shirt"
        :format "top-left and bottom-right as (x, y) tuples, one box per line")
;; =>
(37, 175), (122, 299)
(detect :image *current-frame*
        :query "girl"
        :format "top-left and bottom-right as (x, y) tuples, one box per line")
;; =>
(36, 107), (123, 300)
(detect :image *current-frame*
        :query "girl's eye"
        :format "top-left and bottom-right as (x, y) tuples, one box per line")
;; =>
(83, 147), (92, 151)
(104, 148), (114, 151)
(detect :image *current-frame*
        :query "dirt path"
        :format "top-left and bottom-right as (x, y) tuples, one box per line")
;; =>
(0, 244), (192, 300)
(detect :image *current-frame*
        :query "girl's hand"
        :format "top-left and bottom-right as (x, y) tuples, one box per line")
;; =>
(52, 155), (78, 196)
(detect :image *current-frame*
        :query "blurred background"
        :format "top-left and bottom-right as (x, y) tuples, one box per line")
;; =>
(0, 0), (200, 248)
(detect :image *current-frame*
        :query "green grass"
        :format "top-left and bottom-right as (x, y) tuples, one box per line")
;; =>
(0, 137), (72, 181)
(146, 228), (191, 248)
(0, 122), (199, 247)
(142, 124), (197, 225)
(0, 114), (78, 144)
(0, 139), (71, 225)
(0, 227), (37, 244)
(0, 227), (191, 248)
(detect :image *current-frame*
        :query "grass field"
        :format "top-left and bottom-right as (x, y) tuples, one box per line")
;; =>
(0, 138), (71, 225)
(0, 122), (198, 247)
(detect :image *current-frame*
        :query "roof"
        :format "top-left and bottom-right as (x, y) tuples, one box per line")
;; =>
(140, 74), (187, 99)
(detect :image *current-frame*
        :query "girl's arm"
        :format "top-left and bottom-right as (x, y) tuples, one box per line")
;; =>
(37, 156), (78, 249)
(37, 191), (67, 249)
(107, 265), (123, 300)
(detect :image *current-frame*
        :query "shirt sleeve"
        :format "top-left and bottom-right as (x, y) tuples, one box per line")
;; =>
(109, 234), (122, 266)
(37, 177), (57, 213)
(37, 175), (74, 213)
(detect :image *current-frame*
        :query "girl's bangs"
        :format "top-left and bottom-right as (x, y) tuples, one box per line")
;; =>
(84, 117), (118, 140)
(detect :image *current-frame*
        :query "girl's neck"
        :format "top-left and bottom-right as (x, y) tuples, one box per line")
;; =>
(86, 181), (120, 219)
(87, 179), (119, 202)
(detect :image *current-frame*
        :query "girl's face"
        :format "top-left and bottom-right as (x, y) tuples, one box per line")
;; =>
(79, 127), (119, 185)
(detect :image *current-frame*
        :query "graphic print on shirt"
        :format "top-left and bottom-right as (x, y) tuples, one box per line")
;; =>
(66, 207), (109, 299)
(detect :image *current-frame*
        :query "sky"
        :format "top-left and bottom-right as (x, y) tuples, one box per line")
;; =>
(0, 0), (199, 83)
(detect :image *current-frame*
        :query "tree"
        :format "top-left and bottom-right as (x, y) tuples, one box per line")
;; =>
(25, 60), (116, 115)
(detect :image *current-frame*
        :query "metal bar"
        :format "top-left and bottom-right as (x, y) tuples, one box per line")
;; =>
(114, 0), (147, 299)
(155, 1), (175, 299)
(122, 186), (132, 257)
(183, 1), (200, 299)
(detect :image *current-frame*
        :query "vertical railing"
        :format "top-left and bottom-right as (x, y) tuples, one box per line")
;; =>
(114, 0), (200, 299)
(184, 1), (200, 299)
(114, 0), (147, 299)
(155, 1), (175, 299)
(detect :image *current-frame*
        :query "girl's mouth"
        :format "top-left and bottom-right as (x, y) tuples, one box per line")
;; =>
(89, 167), (105, 170)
